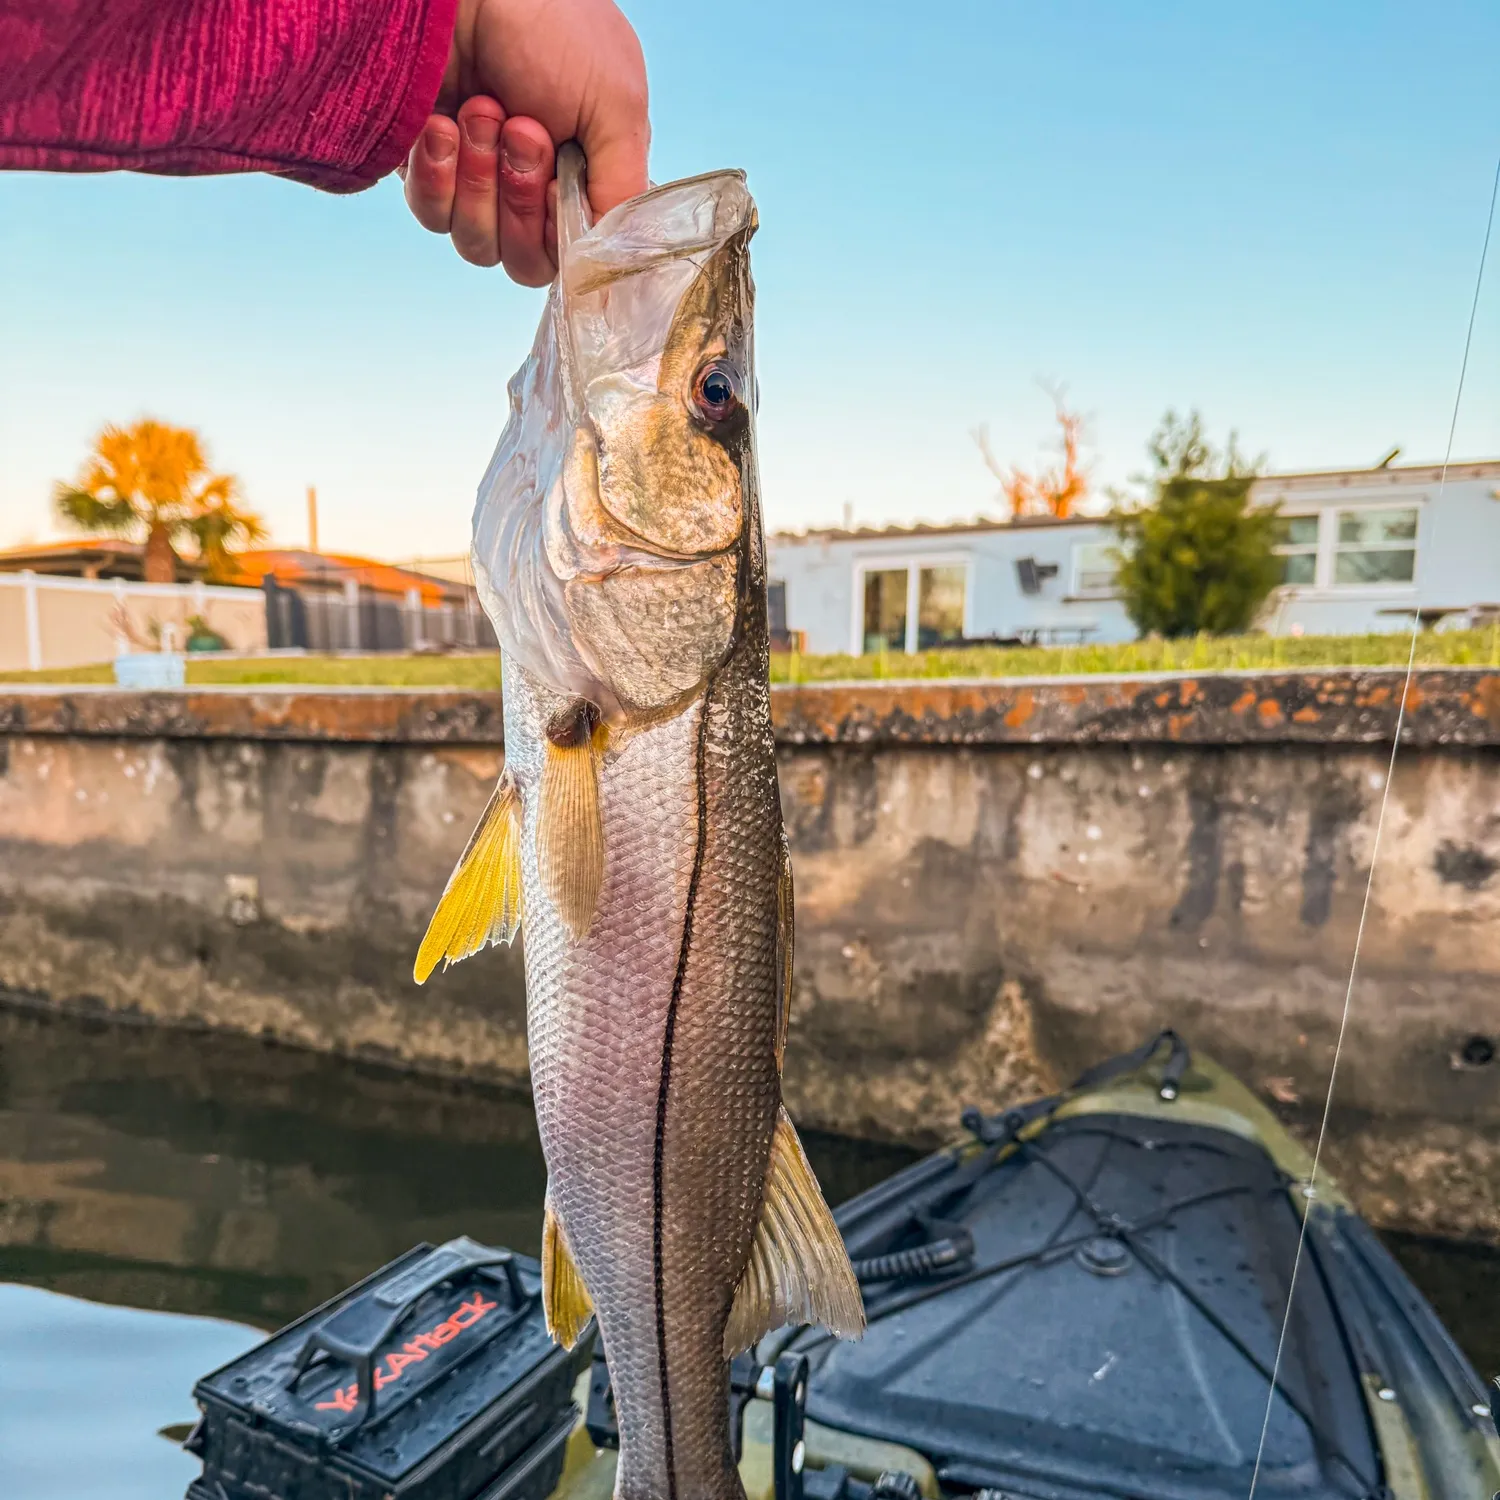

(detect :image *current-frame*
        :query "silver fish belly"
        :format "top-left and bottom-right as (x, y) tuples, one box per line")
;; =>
(508, 624), (782, 1500)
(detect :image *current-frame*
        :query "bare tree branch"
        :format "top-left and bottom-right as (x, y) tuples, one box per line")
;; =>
(971, 423), (1007, 484)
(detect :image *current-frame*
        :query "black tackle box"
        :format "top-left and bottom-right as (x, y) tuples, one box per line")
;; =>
(185, 1235), (595, 1500)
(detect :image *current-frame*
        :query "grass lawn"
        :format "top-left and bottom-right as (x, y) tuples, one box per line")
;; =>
(2, 628), (1498, 688)
(0, 654), (504, 688)
(770, 626), (1500, 682)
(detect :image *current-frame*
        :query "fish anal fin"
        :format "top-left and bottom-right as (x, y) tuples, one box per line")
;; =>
(724, 1107), (865, 1357)
(776, 842), (794, 1071)
(413, 769), (523, 984)
(539, 714), (605, 938)
(542, 1197), (594, 1349)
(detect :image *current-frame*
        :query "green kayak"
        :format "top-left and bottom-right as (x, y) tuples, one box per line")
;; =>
(560, 1033), (1500, 1500)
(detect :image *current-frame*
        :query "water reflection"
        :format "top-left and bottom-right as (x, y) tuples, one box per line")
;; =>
(0, 1004), (917, 1333)
(1383, 1230), (1500, 1378)
(0, 1001), (1495, 1422)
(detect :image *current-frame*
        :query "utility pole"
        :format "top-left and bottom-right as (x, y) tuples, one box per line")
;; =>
(307, 485), (319, 552)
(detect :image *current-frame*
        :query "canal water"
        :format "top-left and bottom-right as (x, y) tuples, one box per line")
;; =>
(0, 1002), (1495, 1499)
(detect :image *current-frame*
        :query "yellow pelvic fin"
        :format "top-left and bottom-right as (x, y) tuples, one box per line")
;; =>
(724, 1107), (865, 1357)
(542, 1196), (594, 1349)
(776, 842), (794, 1072)
(413, 768), (523, 984)
(539, 722), (605, 938)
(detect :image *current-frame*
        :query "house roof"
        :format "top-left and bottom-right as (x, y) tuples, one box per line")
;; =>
(770, 512), (1106, 545)
(0, 538), (478, 602)
(396, 554), (474, 587)
(1252, 458), (1500, 492)
(0, 538), (208, 580)
(222, 549), (464, 605)
(769, 458), (1500, 545)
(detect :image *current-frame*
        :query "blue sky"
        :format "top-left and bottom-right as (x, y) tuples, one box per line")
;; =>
(2, 1), (1497, 562)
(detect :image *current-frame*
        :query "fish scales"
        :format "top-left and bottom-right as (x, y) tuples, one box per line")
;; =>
(418, 148), (862, 1500)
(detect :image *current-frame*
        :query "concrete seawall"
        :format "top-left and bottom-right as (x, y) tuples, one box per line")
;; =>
(2, 672), (1498, 1241)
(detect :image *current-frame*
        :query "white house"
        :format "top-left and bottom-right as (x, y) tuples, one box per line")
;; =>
(1254, 460), (1500, 636)
(766, 459), (1500, 654)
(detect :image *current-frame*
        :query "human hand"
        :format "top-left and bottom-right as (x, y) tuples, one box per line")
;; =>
(403, 0), (650, 284)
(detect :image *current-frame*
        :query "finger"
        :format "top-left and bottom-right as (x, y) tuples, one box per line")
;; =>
(451, 97), (506, 267)
(577, 35), (651, 218)
(498, 118), (556, 286)
(403, 117), (460, 233)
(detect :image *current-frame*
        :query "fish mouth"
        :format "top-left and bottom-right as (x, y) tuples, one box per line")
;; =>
(553, 145), (756, 416)
(529, 145), (753, 716)
(546, 144), (755, 576)
(557, 145), (751, 299)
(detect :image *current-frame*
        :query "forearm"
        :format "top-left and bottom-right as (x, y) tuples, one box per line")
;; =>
(0, 0), (459, 191)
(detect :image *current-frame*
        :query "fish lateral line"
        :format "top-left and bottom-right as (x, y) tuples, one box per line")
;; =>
(651, 681), (714, 1500)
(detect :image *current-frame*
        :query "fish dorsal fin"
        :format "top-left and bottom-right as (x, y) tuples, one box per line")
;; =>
(413, 768), (523, 983)
(776, 843), (794, 1072)
(539, 703), (606, 938)
(542, 1195), (594, 1349)
(724, 1107), (865, 1357)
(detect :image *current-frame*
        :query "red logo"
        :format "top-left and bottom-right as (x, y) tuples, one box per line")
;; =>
(314, 1292), (498, 1412)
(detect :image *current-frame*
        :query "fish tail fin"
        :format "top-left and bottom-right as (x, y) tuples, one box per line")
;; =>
(724, 1107), (865, 1357)
(413, 768), (523, 984)
(542, 1195), (594, 1349)
(539, 713), (606, 938)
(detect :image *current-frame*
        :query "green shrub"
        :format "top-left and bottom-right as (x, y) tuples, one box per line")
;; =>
(1112, 411), (1281, 638)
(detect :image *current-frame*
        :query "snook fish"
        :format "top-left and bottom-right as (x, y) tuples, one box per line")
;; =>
(415, 148), (863, 1500)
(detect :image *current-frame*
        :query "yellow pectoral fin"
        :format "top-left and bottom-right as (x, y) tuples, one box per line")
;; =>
(538, 724), (605, 939)
(542, 1196), (594, 1349)
(413, 769), (523, 984)
(724, 1107), (866, 1357)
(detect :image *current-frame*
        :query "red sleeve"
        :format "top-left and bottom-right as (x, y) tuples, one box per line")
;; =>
(0, 0), (459, 192)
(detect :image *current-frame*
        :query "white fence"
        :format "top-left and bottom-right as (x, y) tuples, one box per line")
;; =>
(0, 572), (268, 673)
(262, 577), (497, 653)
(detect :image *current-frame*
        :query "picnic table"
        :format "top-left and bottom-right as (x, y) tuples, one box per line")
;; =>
(1015, 622), (1100, 647)
(1375, 604), (1500, 630)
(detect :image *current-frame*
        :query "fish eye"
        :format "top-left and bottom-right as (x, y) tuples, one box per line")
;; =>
(693, 361), (740, 422)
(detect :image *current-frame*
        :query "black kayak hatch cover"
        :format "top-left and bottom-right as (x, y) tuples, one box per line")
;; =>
(811, 1113), (1380, 1500)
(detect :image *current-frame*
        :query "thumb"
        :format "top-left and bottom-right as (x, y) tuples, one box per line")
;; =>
(580, 122), (650, 219)
(576, 58), (650, 218)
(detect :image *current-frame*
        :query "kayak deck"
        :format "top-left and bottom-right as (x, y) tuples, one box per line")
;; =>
(755, 1043), (1500, 1500)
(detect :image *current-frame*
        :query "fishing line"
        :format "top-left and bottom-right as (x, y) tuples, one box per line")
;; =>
(1245, 148), (1500, 1499)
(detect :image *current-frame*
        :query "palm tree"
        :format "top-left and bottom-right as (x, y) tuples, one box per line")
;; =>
(53, 419), (267, 583)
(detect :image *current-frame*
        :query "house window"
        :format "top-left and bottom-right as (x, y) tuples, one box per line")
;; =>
(1273, 515), (1319, 585)
(862, 568), (908, 653)
(916, 565), (966, 648)
(767, 580), (787, 634)
(859, 562), (969, 653)
(1334, 507), (1417, 585)
(1071, 542), (1118, 597)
